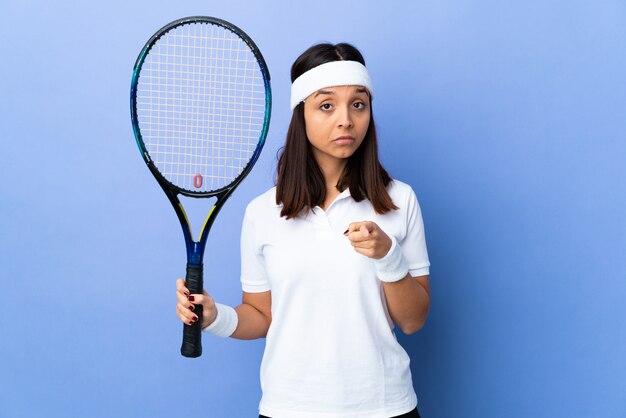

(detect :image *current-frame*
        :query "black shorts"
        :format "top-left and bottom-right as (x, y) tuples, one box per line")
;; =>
(260, 406), (421, 418)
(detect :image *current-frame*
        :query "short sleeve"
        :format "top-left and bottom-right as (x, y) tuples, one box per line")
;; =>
(400, 189), (430, 277)
(240, 206), (271, 293)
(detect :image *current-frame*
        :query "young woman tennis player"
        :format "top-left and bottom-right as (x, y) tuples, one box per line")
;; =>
(175, 43), (430, 418)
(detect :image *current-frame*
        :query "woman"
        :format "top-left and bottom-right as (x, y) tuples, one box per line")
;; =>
(175, 43), (431, 418)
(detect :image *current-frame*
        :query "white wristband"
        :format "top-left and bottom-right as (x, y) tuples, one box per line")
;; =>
(374, 236), (409, 282)
(202, 303), (238, 338)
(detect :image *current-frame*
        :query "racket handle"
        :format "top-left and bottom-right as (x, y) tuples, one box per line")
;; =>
(181, 263), (203, 358)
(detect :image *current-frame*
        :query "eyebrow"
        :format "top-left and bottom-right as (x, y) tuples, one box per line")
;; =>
(314, 90), (333, 97)
(313, 87), (369, 98)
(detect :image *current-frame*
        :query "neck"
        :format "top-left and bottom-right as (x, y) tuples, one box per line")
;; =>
(316, 157), (347, 192)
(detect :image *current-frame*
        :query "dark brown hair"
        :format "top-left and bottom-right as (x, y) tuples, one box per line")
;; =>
(276, 43), (397, 219)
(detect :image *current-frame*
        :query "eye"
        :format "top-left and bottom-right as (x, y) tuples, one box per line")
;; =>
(353, 101), (366, 110)
(320, 103), (332, 111)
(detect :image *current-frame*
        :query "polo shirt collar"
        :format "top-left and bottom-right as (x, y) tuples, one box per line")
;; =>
(334, 187), (352, 203)
(271, 187), (353, 208)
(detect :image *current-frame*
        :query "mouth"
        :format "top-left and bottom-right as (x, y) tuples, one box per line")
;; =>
(332, 136), (356, 145)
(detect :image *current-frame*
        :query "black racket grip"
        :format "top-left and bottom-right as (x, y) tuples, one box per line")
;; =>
(181, 263), (203, 358)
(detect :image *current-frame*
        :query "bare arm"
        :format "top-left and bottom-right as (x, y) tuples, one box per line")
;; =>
(383, 274), (430, 335)
(231, 291), (272, 340)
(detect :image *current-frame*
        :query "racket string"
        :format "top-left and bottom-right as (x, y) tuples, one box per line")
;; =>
(136, 21), (267, 193)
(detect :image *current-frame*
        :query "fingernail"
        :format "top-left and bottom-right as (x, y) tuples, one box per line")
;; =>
(188, 295), (195, 302)
(183, 290), (189, 297)
(193, 315), (198, 321)
(343, 229), (349, 235)
(189, 305), (195, 311)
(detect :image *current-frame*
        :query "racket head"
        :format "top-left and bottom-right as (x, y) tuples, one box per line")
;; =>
(130, 16), (271, 197)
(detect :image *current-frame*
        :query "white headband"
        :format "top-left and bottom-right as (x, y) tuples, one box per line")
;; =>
(290, 60), (374, 111)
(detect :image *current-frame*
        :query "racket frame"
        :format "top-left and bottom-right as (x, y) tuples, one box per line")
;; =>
(130, 16), (271, 357)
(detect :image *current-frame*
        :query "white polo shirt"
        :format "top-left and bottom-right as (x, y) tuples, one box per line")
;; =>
(241, 179), (430, 418)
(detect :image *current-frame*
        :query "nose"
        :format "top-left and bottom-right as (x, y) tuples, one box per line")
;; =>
(337, 105), (353, 128)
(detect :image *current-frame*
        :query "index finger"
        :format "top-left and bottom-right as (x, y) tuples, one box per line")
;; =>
(345, 221), (376, 237)
(344, 221), (367, 235)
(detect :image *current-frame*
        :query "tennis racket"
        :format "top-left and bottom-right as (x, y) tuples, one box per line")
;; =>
(130, 16), (271, 358)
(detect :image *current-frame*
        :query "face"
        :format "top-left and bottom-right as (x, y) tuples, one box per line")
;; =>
(303, 85), (371, 169)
